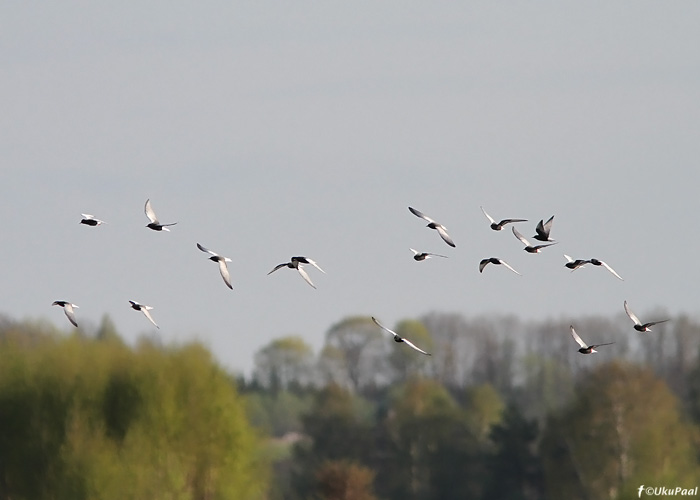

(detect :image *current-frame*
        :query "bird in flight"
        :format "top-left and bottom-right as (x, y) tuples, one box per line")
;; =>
(479, 257), (521, 275)
(624, 301), (669, 332)
(371, 317), (431, 355)
(533, 215), (555, 242)
(589, 258), (624, 281)
(268, 256), (325, 289)
(52, 301), (79, 327)
(79, 214), (106, 226)
(408, 207), (455, 247)
(410, 248), (448, 261)
(144, 199), (177, 231)
(480, 206), (527, 231)
(512, 227), (557, 253)
(197, 243), (233, 290)
(129, 300), (159, 328)
(569, 325), (614, 354)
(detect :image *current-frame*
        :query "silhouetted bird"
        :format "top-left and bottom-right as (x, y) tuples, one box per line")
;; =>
(79, 214), (106, 226)
(479, 257), (521, 275)
(410, 248), (448, 261)
(268, 256), (324, 289)
(569, 325), (614, 354)
(144, 199), (177, 231)
(371, 317), (431, 355)
(408, 206), (455, 247)
(52, 301), (78, 327)
(512, 227), (557, 253)
(129, 300), (159, 328)
(533, 215), (555, 242)
(480, 206), (527, 231)
(624, 301), (669, 332)
(197, 243), (233, 289)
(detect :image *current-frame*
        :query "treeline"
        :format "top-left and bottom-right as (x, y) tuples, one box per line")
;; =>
(0, 315), (267, 499)
(244, 312), (700, 499)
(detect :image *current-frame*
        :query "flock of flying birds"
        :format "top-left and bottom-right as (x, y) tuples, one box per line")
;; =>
(51, 201), (669, 357)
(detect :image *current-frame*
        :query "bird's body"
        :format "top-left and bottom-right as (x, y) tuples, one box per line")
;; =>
(129, 300), (159, 328)
(371, 317), (431, 355)
(512, 227), (557, 253)
(268, 256), (324, 288)
(408, 207), (455, 247)
(144, 199), (177, 231)
(480, 207), (527, 231)
(564, 255), (590, 270)
(479, 257), (521, 275)
(79, 214), (106, 226)
(624, 301), (669, 332)
(533, 216), (555, 242)
(589, 259), (624, 281)
(197, 243), (233, 289)
(410, 248), (448, 261)
(52, 301), (79, 327)
(569, 325), (614, 354)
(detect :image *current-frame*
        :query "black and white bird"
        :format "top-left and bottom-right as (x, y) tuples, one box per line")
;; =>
(408, 207), (455, 247)
(144, 199), (177, 232)
(479, 257), (521, 275)
(624, 301), (669, 332)
(79, 214), (106, 226)
(512, 227), (557, 253)
(410, 248), (448, 261)
(533, 216), (555, 242)
(480, 207), (527, 231)
(569, 325), (614, 354)
(371, 317), (431, 355)
(52, 301), (79, 327)
(589, 259), (624, 281)
(197, 243), (233, 290)
(564, 255), (590, 271)
(129, 300), (159, 329)
(268, 256), (325, 289)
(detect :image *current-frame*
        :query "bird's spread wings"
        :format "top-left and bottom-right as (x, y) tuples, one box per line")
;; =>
(63, 303), (78, 327)
(569, 326), (587, 348)
(408, 206), (434, 223)
(372, 317), (431, 355)
(144, 199), (159, 224)
(435, 226), (455, 247)
(624, 301), (642, 326)
(536, 216), (554, 237)
(372, 316), (398, 337)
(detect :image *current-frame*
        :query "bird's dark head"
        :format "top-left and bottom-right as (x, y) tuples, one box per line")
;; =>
(394, 336), (403, 343)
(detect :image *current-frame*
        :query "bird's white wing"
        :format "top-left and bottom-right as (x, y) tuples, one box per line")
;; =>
(401, 337), (431, 356)
(570, 325), (587, 348)
(512, 227), (530, 246)
(197, 243), (219, 257)
(624, 301), (642, 325)
(600, 261), (624, 281)
(141, 307), (159, 328)
(218, 260), (233, 289)
(81, 214), (94, 219)
(564, 254), (574, 263)
(408, 206), (434, 223)
(480, 206), (496, 224)
(499, 260), (522, 276)
(306, 258), (326, 274)
(371, 316), (399, 337)
(144, 199), (159, 224)
(64, 303), (78, 327)
(435, 226), (455, 247)
(296, 266), (316, 288)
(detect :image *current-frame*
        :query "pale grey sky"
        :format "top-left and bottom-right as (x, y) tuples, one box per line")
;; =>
(2, 2), (699, 373)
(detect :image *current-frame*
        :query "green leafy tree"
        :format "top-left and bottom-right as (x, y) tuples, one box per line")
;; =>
(253, 335), (315, 390)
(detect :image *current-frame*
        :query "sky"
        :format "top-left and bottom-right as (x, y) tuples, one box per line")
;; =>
(2, 2), (699, 374)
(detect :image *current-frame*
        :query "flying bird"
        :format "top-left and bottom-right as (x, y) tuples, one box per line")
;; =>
(129, 300), (159, 329)
(408, 207), (455, 247)
(52, 301), (79, 327)
(79, 214), (106, 226)
(479, 257), (521, 275)
(512, 227), (557, 253)
(144, 199), (177, 231)
(533, 216), (555, 242)
(268, 256), (324, 289)
(624, 301), (669, 332)
(564, 255), (590, 271)
(197, 243), (233, 289)
(410, 248), (448, 261)
(569, 325), (614, 354)
(480, 206), (527, 231)
(589, 259), (624, 281)
(371, 317), (431, 355)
